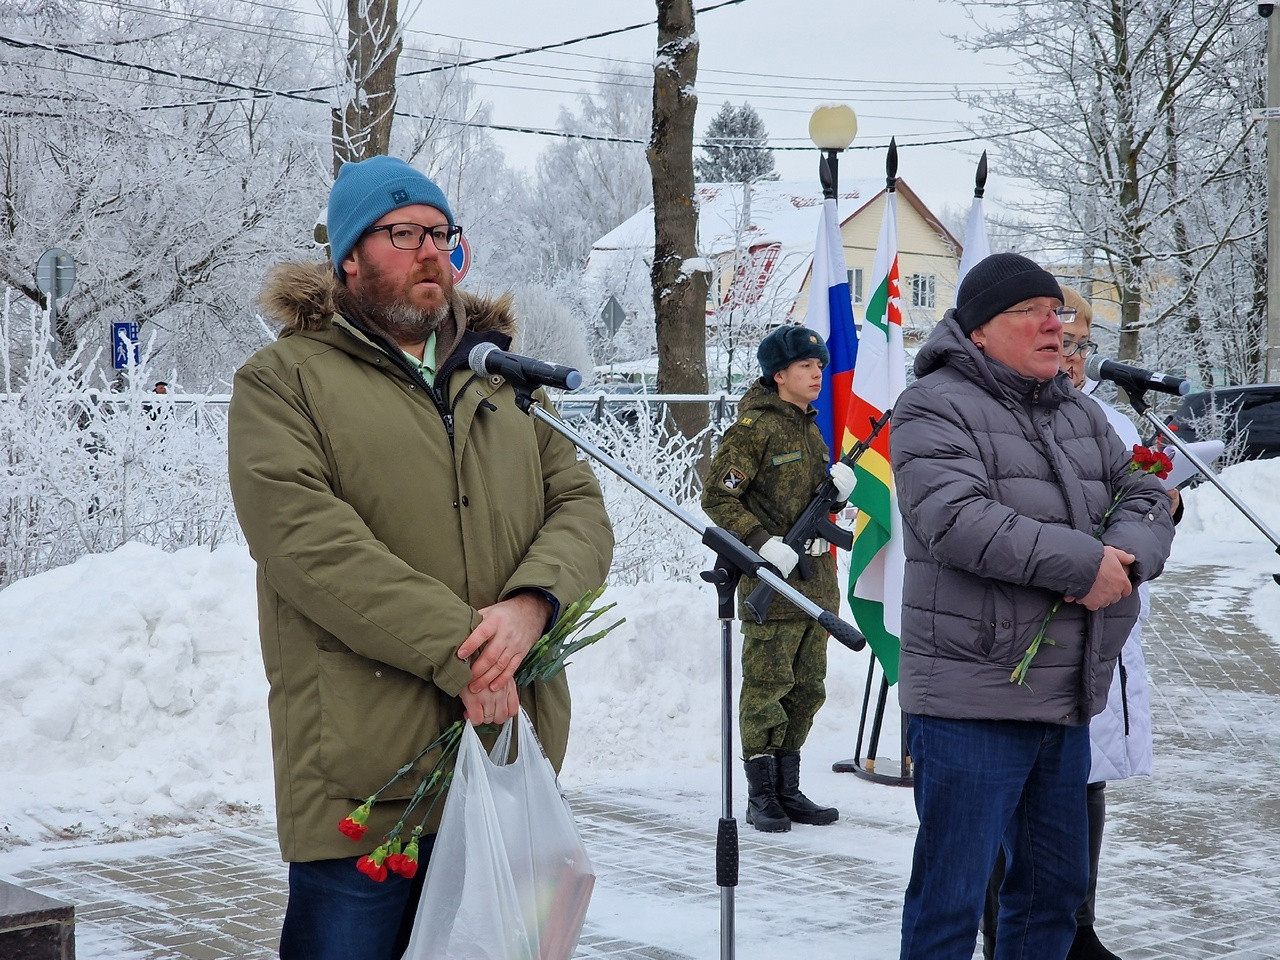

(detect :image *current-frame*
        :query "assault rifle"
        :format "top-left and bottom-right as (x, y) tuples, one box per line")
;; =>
(744, 407), (893, 623)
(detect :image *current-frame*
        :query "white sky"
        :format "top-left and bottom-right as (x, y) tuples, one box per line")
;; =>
(399, 0), (1023, 216)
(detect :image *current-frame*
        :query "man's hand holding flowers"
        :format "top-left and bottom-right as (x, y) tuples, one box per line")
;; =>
(457, 591), (554, 694)
(1010, 444), (1174, 685)
(1065, 545), (1135, 611)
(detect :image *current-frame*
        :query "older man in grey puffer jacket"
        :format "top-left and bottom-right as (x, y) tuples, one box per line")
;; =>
(890, 253), (1174, 960)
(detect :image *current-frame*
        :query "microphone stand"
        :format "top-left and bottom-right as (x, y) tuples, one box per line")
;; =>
(501, 379), (866, 960)
(1124, 386), (1280, 585)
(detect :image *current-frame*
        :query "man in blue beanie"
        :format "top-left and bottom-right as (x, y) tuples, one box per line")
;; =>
(702, 324), (855, 833)
(228, 156), (613, 960)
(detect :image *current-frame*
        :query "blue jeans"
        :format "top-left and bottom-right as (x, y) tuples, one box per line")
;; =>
(899, 715), (1089, 960)
(279, 834), (436, 960)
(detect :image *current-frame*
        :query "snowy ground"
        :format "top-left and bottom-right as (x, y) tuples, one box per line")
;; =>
(1, 460), (1278, 957)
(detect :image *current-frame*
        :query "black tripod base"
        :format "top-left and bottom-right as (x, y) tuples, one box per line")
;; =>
(832, 756), (913, 786)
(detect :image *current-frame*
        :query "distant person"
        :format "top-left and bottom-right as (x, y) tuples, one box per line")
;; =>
(227, 155), (613, 960)
(144, 381), (170, 423)
(981, 285), (1174, 960)
(701, 324), (854, 833)
(891, 253), (1175, 960)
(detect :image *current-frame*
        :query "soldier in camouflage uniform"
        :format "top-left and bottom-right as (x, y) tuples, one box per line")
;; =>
(702, 325), (855, 833)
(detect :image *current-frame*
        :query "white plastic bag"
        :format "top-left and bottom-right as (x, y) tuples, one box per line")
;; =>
(403, 708), (595, 960)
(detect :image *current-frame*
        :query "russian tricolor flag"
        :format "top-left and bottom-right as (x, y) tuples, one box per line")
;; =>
(805, 197), (858, 462)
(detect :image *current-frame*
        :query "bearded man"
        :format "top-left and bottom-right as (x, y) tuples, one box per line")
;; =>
(227, 156), (613, 960)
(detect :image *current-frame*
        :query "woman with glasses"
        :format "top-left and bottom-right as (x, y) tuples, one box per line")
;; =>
(891, 254), (1175, 960)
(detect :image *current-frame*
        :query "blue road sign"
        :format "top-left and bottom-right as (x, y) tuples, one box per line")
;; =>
(113, 322), (139, 369)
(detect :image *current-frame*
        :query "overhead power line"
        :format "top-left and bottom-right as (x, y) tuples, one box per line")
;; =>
(0, 2), (1033, 153)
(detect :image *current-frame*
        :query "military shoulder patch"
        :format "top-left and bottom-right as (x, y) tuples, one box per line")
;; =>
(721, 467), (747, 490)
(738, 415), (755, 427)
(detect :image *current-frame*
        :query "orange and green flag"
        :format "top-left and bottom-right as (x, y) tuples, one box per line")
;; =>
(842, 184), (905, 684)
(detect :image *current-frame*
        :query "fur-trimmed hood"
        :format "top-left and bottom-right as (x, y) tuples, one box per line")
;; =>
(258, 261), (517, 341)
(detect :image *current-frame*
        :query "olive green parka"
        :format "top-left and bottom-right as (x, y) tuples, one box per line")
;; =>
(228, 262), (613, 862)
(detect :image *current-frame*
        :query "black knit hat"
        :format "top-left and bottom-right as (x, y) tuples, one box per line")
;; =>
(954, 253), (1064, 335)
(757, 324), (830, 382)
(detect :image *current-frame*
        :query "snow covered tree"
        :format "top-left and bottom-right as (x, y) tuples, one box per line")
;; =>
(958, 0), (1266, 386)
(0, 0), (322, 385)
(508, 280), (593, 376)
(388, 47), (534, 290)
(519, 68), (653, 277)
(695, 101), (779, 184)
(650, 0), (709, 444)
(321, 0), (404, 175)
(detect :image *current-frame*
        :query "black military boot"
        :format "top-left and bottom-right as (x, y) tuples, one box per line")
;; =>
(743, 755), (791, 833)
(775, 751), (839, 825)
(1066, 925), (1122, 960)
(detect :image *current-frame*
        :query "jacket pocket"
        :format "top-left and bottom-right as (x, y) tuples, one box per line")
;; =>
(985, 582), (1023, 666)
(316, 647), (447, 802)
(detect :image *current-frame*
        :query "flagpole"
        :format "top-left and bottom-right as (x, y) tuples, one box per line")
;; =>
(807, 104), (860, 462)
(833, 137), (913, 787)
(957, 151), (993, 290)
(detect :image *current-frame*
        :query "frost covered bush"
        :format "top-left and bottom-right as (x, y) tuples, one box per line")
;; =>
(1, 298), (721, 589)
(566, 405), (721, 586)
(1, 303), (237, 587)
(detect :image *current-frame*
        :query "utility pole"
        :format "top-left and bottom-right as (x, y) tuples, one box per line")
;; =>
(1266, 4), (1280, 381)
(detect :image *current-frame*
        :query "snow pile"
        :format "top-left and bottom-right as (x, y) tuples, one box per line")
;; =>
(1, 458), (1277, 851)
(0, 542), (268, 846)
(1175, 459), (1280, 542)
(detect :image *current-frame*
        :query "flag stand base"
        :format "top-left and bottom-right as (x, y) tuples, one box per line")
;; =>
(832, 655), (913, 787)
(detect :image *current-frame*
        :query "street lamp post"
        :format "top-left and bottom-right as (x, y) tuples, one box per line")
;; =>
(808, 104), (858, 200)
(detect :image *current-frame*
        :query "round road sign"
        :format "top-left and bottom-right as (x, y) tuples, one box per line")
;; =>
(35, 248), (76, 301)
(450, 235), (471, 283)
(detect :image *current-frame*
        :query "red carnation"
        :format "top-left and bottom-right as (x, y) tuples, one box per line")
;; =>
(338, 817), (367, 840)
(356, 854), (388, 882)
(385, 853), (418, 878)
(1130, 444), (1174, 480)
(339, 800), (373, 841)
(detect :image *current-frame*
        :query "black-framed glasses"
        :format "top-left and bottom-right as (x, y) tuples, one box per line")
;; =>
(364, 222), (463, 252)
(1000, 305), (1078, 322)
(1062, 337), (1097, 358)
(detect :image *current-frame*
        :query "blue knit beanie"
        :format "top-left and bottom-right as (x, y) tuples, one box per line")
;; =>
(757, 325), (830, 382)
(327, 156), (454, 278)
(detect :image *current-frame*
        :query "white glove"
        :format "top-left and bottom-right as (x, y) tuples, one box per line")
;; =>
(829, 461), (856, 502)
(806, 538), (829, 557)
(758, 536), (799, 578)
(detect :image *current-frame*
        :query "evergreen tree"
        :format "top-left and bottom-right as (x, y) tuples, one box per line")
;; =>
(695, 102), (778, 184)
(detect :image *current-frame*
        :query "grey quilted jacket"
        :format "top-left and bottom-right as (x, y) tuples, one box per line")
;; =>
(890, 313), (1174, 726)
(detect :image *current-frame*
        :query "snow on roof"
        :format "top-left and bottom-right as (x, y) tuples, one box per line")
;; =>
(582, 179), (889, 323)
(590, 178), (885, 256)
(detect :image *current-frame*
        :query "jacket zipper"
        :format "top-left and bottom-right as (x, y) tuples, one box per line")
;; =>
(1119, 655), (1131, 736)
(344, 319), (457, 445)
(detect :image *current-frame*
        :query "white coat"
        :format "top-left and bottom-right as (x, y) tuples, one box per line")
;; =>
(1083, 383), (1155, 782)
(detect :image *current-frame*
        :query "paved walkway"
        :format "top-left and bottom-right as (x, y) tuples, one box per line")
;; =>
(4, 560), (1279, 959)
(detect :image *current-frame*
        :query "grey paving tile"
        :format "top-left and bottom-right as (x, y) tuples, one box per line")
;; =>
(1, 562), (1278, 958)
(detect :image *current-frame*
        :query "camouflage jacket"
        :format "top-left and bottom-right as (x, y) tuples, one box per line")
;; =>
(702, 380), (839, 621)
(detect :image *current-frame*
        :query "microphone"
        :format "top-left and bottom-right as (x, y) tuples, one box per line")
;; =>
(1084, 353), (1190, 397)
(468, 343), (582, 391)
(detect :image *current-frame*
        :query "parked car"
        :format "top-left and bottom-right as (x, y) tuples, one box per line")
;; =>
(1163, 384), (1280, 460)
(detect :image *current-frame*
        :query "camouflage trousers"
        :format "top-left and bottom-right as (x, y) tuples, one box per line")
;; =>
(739, 618), (828, 759)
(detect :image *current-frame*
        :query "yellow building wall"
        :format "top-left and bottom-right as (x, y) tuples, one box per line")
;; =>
(791, 191), (960, 341)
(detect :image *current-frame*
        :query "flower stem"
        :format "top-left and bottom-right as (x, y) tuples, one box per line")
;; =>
(1010, 597), (1063, 686)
